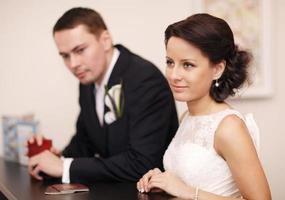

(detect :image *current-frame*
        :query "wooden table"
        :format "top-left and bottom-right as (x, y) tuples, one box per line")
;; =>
(0, 158), (173, 200)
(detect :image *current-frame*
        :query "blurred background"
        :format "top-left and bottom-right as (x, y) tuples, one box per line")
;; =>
(0, 0), (284, 199)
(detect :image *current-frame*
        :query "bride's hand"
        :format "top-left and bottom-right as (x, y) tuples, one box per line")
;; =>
(147, 171), (194, 199)
(137, 168), (162, 193)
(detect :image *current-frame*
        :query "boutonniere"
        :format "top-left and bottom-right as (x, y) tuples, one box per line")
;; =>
(104, 81), (125, 124)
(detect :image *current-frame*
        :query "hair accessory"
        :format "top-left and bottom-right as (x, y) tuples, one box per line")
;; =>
(215, 79), (219, 87)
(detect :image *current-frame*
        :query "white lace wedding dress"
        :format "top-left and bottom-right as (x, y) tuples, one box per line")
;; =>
(163, 109), (259, 197)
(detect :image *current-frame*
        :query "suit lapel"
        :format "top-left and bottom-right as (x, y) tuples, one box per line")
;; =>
(107, 45), (130, 88)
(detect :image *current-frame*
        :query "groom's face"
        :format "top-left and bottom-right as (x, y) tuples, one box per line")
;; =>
(54, 24), (111, 85)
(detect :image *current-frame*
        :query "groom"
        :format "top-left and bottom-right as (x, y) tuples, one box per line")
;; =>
(28, 7), (178, 184)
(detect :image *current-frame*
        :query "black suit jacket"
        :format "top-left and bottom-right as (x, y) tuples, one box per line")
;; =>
(62, 45), (178, 183)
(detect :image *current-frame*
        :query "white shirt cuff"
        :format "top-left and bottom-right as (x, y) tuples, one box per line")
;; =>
(61, 158), (74, 183)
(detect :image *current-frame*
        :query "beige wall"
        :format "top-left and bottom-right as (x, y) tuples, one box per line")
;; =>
(0, 0), (284, 199)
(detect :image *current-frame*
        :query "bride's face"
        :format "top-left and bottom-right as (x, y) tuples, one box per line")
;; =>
(165, 37), (218, 103)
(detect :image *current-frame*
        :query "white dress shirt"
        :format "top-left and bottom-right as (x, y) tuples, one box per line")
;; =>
(62, 48), (120, 183)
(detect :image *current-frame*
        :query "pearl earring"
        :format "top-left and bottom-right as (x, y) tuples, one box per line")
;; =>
(215, 79), (219, 87)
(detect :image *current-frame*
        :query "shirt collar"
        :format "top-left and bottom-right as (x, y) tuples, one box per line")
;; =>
(95, 47), (120, 91)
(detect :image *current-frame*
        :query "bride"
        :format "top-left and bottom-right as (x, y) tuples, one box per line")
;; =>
(137, 13), (271, 200)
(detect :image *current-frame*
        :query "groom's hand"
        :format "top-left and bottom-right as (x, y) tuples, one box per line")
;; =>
(28, 150), (63, 180)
